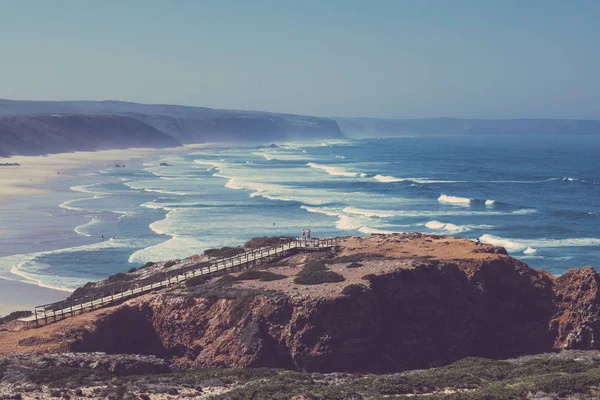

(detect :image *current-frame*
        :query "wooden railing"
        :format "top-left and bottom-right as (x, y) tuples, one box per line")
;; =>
(19, 238), (338, 326)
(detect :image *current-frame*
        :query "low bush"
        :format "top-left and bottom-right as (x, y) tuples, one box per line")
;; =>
(302, 260), (328, 273)
(185, 275), (211, 288)
(106, 272), (134, 284)
(347, 262), (364, 268)
(329, 253), (393, 264)
(218, 274), (237, 283)
(127, 267), (137, 273)
(139, 261), (155, 270)
(244, 236), (295, 249)
(294, 260), (344, 285)
(259, 272), (287, 282)
(342, 284), (369, 296)
(236, 270), (263, 281)
(295, 270), (344, 285)
(204, 247), (246, 259)
(0, 310), (32, 325)
(237, 270), (287, 282)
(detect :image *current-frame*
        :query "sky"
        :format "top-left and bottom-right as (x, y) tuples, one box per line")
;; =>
(1, 0), (599, 119)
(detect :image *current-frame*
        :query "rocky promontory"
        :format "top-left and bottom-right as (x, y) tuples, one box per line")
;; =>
(2, 233), (600, 377)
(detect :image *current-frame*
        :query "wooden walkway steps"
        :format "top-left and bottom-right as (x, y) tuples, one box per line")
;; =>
(19, 238), (338, 327)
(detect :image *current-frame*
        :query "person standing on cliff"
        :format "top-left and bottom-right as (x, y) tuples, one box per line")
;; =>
(301, 229), (306, 240)
(307, 228), (311, 240)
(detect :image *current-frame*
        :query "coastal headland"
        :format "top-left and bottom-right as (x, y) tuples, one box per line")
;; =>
(1, 233), (600, 398)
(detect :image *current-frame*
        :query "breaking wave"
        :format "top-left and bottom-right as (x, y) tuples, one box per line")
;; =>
(438, 194), (472, 205)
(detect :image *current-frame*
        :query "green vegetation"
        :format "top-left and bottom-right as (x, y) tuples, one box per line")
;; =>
(294, 260), (345, 285)
(0, 310), (32, 325)
(6, 356), (600, 399)
(204, 246), (246, 259)
(342, 283), (369, 296)
(185, 275), (211, 288)
(347, 262), (364, 268)
(244, 236), (296, 249)
(236, 270), (287, 282)
(139, 261), (155, 270)
(329, 253), (393, 264)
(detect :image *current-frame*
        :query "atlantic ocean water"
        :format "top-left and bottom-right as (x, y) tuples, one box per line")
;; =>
(0, 135), (598, 291)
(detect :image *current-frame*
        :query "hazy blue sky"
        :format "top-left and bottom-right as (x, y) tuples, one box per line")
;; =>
(1, 1), (599, 119)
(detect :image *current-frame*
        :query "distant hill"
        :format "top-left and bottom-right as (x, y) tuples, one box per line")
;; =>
(0, 114), (179, 157)
(0, 99), (344, 152)
(337, 117), (600, 137)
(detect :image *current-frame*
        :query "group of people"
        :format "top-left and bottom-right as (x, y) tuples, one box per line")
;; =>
(301, 228), (312, 240)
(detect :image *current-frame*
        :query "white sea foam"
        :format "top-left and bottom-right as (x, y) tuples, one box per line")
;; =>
(425, 220), (470, 232)
(524, 247), (537, 254)
(438, 194), (472, 205)
(373, 175), (405, 183)
(485, 199), (495, 206)
(59, 184), (107, 211)
(480, 234), (600, 253)
(335, 215), (362, 230)
(306, 163), (362, 177)
(0, 238), (149, 291)
(252, 152), (273, 161)
(128, 236), (206, 264)
(300, 205), (340, 217)
(74, 216), (101, 237)
(374, 175), (461, 184)
(358, 226), (401, 234)
(335, 155), (345, 159)
(343, 207), (395, 218)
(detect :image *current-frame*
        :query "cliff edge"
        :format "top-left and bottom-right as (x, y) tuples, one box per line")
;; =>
(1, 233), (598, 374)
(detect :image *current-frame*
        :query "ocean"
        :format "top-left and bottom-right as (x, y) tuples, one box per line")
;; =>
(0, 135), (599, 292)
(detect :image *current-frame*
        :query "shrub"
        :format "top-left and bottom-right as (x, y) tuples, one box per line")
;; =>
(204, 247), (246, 259)
(259, 272), (287, 282)
(347, 262), (364, 268)
(127, 267), (137, 273)
(329, 253), (392, 264)
(236, 270), (287, 282)
(294, 260), (344, 285)
(0, 310), (32, 325)
(139, 261), (155, 270)
(236, 270), (263, 281)
(244, 236), (295, 249)
(295, 270), (344, 285)
(302, 260), (328, 273)
(342, 284), (369, 296)
(218, 274), (237, 283)
(106, 272), (133, 284)
(186, 275), (211, 288)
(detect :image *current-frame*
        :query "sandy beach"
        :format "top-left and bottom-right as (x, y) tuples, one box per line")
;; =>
(0, 144), (218, 314)
(0, 145), (213, 205)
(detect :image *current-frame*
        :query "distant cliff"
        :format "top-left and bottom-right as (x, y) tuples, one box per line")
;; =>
(0, 114), (180, 156)
(0, 99), (344, 154)
(337, 117), (600, 137)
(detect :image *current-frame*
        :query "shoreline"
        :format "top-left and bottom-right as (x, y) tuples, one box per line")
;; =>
(0, 144), (219, 205)
(0, 143), (232, 309)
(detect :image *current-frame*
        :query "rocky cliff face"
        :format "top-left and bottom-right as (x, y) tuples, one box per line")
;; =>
(0, 114), (180, 156)
(3, 235), (599, 374)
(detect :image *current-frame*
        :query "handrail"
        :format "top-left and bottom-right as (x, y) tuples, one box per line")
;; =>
(19, 237), (338, 325)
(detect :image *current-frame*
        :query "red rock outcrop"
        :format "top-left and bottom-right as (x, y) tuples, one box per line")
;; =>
(5, 234), (600, 373)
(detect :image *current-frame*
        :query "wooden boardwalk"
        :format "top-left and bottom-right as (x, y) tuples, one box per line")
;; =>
(19, 238), (338, 327)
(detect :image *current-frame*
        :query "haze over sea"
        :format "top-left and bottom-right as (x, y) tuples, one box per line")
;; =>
(0, 134), (598, 292)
